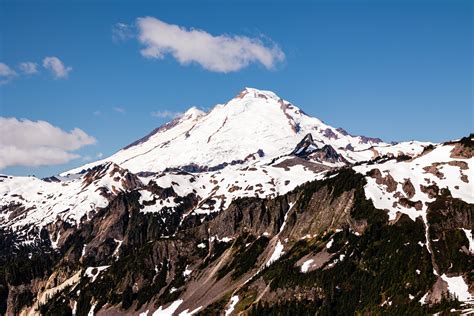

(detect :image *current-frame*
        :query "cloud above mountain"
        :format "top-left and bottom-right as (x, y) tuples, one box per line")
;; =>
(0, 57), (72, 84)
(115, 17), (285, 73)
(19, 62), (39, 75)
(43, 56), (72, 78)
(0, 117), (96, 169)
(0, 63), (17, 85)
(151, 110), (183, 119)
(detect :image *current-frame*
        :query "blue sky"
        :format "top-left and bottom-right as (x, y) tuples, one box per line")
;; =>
(0, 0), (472, 177)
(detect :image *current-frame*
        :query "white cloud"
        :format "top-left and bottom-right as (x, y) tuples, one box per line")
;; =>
(43, 56), (72, 78)
(0, 63), (16, 76)
(19, 62), (39, 74)
(93, 110), (102, 116)
(151, 110), (183, 119)
(0, 117), (96, 169)
(135, 17), (285, 73)
(0, 62), (17, 85)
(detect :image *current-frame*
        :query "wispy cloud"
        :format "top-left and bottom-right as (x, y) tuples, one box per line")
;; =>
(114, 107), (126, 113)
(43, 56), (72, 79)
(19, 62), (39, 75)
(0, 117), (96, 169)
(0, 63), (17, 85)
(151, 110), (183, 119)
(112, 22), (135, 42)
(82, 155), (92, 161)
(82, 152), (104, 162)
(118, 17), (285, 73)
(93, 110), (102, 116)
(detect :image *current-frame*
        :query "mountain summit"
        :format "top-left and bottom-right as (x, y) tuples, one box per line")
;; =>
(64, 88), (425, 175)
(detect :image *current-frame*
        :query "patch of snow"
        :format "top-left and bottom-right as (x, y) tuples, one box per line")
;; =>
(266, 240), (284, 266)
(179, 306), (202, 316)
(113, 239), (123, 259)
(153, 299), (183, 316)
(84, 266), (110, 283)
(88, 302), (96, 316)
(183, 266), (192, 277)
(326, 239), (334, 249)
(225, 295), (239, 316)
(72, 301), (77, 316)
(51, 231), (61, 249)
(279, 202), (294, 233)
(441, 274), (473, 302)
(197, 242), (206, 249)
(462, 229), (473, 253)
(301, 259), (314, 273)
(419, 292), (429, 305)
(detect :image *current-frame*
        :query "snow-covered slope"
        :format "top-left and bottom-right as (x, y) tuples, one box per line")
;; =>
(354, 138), (474, 304)
(63, 88), (428, 175)
(0, 162), (141, 244)
(354, 142), (473, 222)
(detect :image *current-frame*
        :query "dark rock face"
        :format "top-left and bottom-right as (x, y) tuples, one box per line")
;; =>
(322, 128), (338, 140)
(42, 176), (61, 183)
(359, 135), (383, 144)
(336, 127), (349, 136)
(291, 133), (348, 165)
(292, 133), (317, 157)
(308, 145), (349, 165)
(426, 189), (474, 274)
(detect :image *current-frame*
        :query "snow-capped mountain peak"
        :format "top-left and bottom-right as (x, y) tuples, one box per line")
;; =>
(181, 106), (207, 120)
(234, 87), (282, 101)
(63, 88), (428, 176)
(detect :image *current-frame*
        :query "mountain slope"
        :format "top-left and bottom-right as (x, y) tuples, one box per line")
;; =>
(0, 88), (472, 316)
(63, 88), (427, 175)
